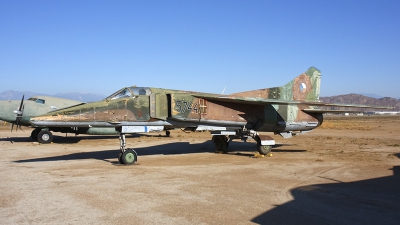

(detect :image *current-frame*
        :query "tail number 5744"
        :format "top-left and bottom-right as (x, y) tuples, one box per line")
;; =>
(174, 100), (199, 114)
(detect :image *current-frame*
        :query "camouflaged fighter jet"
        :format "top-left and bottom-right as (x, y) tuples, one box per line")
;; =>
(0, 95), (118, 142)
(29, 67), (387, 165)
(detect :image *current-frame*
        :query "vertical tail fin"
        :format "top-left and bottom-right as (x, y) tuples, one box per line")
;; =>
(281, 67), (321, 101)
(231, 67), (321, 101)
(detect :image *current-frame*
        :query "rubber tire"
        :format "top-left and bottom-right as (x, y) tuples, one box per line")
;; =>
(118, 152), (124, 164)
(37, 130), (53, 144)
(166, 130), (170, 137)
(121, 149), (137, 165)
(30, 129), (40, 141)
(213, 136), (229, 153)
(257, 143), (272, 155)
(255, 136), (272, 155)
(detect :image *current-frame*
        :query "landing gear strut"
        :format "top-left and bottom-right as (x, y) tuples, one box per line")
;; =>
(118, 133), (137, 165)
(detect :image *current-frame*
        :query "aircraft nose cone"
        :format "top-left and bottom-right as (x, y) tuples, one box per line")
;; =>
(0, 101), (19, 122)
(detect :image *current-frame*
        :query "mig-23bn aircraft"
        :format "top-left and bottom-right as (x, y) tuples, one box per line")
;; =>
(29, 67), (386, 165)
(0, 96), (118, 142)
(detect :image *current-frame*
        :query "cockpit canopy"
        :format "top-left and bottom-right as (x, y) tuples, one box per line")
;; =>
(28, 97), (45, 104)
(106, 87), (152, 100)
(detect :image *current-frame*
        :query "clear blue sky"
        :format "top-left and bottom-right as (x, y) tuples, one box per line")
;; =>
(1, 0), (399, 98)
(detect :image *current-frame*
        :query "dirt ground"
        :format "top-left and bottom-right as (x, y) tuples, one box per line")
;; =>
(0, 116), (399, 224)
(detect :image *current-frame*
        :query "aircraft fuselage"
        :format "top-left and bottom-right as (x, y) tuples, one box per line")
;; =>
(30, 88), (323, 134)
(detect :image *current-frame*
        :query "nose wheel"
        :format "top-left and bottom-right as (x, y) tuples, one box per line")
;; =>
(119, 149), (138, 164)
(118, 133), (137, 165)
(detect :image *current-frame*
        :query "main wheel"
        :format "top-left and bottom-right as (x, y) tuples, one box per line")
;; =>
(213, 136), (229, 153)
(257, 144), (272, 155)
(121, 149), (137, 165)
(37, 130), (53, 144)
(30, 128), (40, 141)
(255, 136), (272, 155)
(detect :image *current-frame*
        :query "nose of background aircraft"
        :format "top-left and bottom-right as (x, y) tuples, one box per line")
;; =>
(0, 100), (19, 122)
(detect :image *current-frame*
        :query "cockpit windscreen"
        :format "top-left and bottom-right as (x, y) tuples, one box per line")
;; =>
(106, 87), (152, 100)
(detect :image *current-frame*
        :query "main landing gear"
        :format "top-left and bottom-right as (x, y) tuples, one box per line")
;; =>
(31, 128), (53, 144)
(118, 133), (138, 165)
(212, 130), (275, 155)
(212, 135), (230, 153)
(254, 135), (273, 155)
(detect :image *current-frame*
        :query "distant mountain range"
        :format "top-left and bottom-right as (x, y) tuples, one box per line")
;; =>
(320, 94), (400, 111)
(0, 90), (106, 102)
(1, 90), (399, 111)
(357, 93), (386, 99)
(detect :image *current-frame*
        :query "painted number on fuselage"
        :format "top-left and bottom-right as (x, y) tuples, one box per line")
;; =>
(174, 100), (198, 114)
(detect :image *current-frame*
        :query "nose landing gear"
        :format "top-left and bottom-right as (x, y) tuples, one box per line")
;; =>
(118, 133), (138, 165)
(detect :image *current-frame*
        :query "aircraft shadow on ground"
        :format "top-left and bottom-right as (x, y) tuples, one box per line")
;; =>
(251, 166), (400, 225)
(13, 141), (306, 164)
(14, 141), (216, 164)
(268, 144), (307, 153)
(0, 136), (33, 143)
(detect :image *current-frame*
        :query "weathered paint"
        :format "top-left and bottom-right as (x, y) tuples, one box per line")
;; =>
(231, 67), (321, 101)
(28, 68), (328, 138)
(30, 67), (325, 135)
